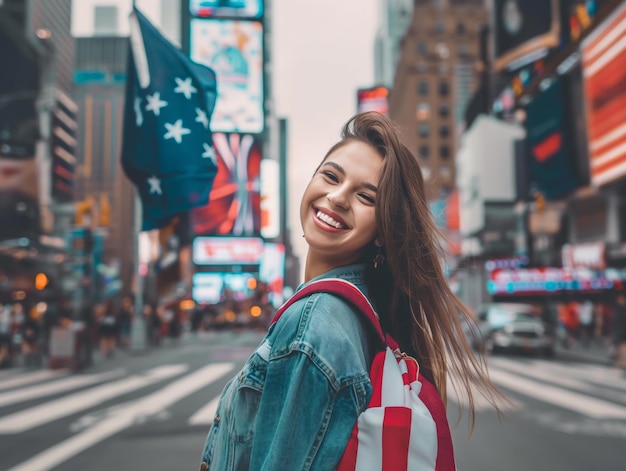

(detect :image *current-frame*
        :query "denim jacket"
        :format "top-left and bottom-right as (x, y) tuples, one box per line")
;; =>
(200, 264), (376, 471)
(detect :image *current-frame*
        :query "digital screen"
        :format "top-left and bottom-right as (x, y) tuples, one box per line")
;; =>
(259, 242), (285, 307)
(192, 272), (256, 303)
(191, 133), (262, 236)
(192, 236), (265, 265)
(190, 19), (264, 134)
(357, 86), (389, 115)
(190, 0), (263, 19)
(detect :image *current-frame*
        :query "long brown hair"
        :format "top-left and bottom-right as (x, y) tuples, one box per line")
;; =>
(327, 111), (507, 430)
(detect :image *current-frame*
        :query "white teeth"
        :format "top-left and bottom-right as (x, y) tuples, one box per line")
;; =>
(316, 210), (344, 229)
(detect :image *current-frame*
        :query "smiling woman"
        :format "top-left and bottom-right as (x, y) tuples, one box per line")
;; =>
(198, 112), (506, 471)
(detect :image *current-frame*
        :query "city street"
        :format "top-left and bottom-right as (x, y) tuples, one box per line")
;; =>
(0, 330), (624, 471)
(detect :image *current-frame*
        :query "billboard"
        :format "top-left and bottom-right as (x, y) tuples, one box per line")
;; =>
(356, 86), (389, 115)
(260, 158), (280, 239)
(191, 132), (262, 236)
(190, 19), (264, 134)
(192, 272), (256, 303)
(190, 0), (263, 19)
(259, 242), (285, 307)
(525, 79), (579, 199)
(581, 2), (626, 187)
(192, 236), (264, 265)
(493, 0), (560, 71)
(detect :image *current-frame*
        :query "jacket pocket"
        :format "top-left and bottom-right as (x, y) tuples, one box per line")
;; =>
(231, 355), (267, 443)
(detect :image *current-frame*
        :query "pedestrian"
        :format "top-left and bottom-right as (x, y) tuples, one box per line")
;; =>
(198, 112), (505, 470)
(611, 291), (626, 371)
(578, 299), (594, 347)
(0, 303), (13, 368)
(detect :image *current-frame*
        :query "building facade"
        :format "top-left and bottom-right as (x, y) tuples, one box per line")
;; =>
(389, 0), (488, 201)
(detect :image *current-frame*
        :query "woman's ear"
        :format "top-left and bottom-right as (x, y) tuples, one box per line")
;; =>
(374, 237), (382, 248)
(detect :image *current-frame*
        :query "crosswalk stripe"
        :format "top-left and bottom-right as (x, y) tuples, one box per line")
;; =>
(447, 374), (522, 413)
(528, 359), (626, 392)
(487, 367), (626, 419)
(0, 364), (189, 434)
(7, 362), (236, 471)
(189, 396), (220, 425)
(0, 369), (69, 392)
(0, 369), (126, 408)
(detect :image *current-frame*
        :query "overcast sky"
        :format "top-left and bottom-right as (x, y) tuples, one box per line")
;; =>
(271, 0), (378, 271)
(72, 0), (380, 275)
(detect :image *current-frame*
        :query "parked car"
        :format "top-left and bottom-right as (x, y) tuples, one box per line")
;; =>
(471, 303), (556, 357)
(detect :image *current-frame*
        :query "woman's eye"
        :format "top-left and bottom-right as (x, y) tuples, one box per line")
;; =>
(359, 193), (375, 204)
(322, 171), (338, 182)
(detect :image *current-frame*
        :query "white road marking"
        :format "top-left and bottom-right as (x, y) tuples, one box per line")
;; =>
(487, 368), (626, 419)
(0, 369), (125, 407)
(189, 396), (221, 425)
(0, 364), (188, 433)
(0, 369), (68, 391)
(6, 362), (236, 471)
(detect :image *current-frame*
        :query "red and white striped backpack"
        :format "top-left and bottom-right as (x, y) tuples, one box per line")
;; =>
(272, 278), (456, 471)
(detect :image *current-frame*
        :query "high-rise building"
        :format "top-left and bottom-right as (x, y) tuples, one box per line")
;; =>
(389, 0), (488, 200)
(373, 0), (413, 88)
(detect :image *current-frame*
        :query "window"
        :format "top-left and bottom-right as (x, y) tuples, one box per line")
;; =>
(440, 146), (450, 159)
(419, 146), (430, 158)
(440, 165), (452, 179)
(416, 103), (430, 120)
(457, 43), (470, 57)
(417, 61), (428, 73)
(439, 81), (449, 96)
(419, 123), (430, 138)
(456, 22), (466, 35)
(416, 41), (427, 55)
(439, 125), (450, 138)
(435, 21), (445, 34)
(439, 104), (450, 117)
(418, 81), (429, 96)
(94, 6), (118, 35)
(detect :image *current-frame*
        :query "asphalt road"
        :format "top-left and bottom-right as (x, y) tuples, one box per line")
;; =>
(0, 330), (624, 471)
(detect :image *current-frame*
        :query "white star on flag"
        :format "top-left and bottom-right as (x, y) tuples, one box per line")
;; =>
(134, 97), (143, 126)
(145, 92), (168, 116)
(195, 107), (209, 129)
(147, 175), (162, 195)
(174, 77), (197, 99)
(164, 119), (191, 143)
(202, 143), (217, 166)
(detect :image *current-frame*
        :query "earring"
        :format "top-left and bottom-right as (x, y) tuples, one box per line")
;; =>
(373, 248), (385, 269)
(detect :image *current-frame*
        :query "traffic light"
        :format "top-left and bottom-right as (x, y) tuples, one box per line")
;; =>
(75, 196), (94, 226)
(35, 272), (49, 290)
(99, 194), (111, 227)
(535, 192), (546, 212)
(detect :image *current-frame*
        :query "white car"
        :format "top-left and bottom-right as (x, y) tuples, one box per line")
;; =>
(471, 303), (556, 357)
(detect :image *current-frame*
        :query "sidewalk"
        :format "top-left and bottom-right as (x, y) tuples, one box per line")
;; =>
(555, 340), (614, 366)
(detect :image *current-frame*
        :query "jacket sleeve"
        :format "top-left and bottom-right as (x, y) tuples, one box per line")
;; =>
(249, 348), (368, 471)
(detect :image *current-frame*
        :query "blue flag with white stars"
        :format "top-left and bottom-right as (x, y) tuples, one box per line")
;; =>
(121, 7), (218, 230)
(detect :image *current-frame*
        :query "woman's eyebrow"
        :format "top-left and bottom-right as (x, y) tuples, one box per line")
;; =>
(322, 161), (378, 193)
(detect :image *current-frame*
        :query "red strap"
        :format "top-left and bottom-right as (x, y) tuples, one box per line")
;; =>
(272, 278), (388, 345)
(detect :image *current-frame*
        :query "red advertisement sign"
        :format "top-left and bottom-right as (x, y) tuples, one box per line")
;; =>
(582, 3), (626, 186)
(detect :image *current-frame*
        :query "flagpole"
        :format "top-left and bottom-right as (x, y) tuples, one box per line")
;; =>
(131, 189), (146, 351)
(130, 0), (146, 351)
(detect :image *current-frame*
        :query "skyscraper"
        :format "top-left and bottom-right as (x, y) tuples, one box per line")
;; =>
(389, 0), (488, 200)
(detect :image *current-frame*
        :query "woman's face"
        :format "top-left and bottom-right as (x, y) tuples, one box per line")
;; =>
(300, 140), (383, 268)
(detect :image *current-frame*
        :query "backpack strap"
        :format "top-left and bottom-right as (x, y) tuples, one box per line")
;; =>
(272, 278), (399, 349)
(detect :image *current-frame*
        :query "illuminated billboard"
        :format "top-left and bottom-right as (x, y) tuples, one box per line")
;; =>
(192, 272), (256, 303)
(190, 19), (264, 134)
(581, 2), (626, 187)
(356, 86), (389, 115)
(190, 0), (263, 19)
(493, 0), (559, 71)
(192, 236), (264, 265)
(191, 133), (262, 236)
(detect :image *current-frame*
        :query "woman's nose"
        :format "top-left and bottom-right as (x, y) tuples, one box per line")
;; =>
(326, 190), (348, 208)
